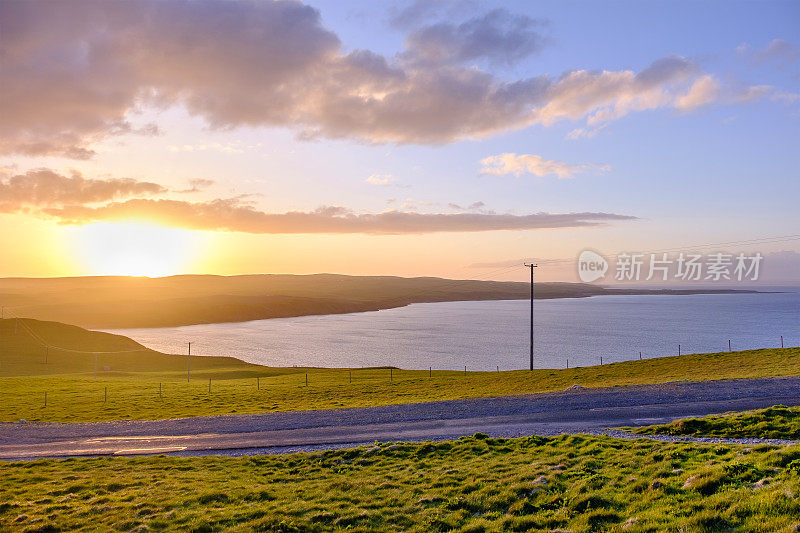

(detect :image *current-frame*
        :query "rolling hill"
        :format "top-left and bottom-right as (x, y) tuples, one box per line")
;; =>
(0, 274), (755, 328)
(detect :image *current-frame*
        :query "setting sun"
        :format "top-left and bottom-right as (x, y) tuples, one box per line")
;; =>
(71, 222), (206, 277)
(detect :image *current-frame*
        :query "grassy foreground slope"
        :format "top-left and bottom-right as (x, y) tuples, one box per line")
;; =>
(1, 318), (799, 422)
(3, 434), (800, 532)
(628, 405), (800, 440)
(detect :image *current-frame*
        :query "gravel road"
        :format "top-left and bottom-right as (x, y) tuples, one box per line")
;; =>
(1, 376), (799, 460)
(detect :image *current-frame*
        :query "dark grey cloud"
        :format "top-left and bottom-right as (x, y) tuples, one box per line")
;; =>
(175, 178), (216, 194)
(388, 0), (477, 30)
(741, 39), (800, 65)
(402, 9), (548, 66)
(449, 201), (489, 212)
(634, 56), (701, 88)
(0, 169), (166, 212)
(389, 0), (446, 30)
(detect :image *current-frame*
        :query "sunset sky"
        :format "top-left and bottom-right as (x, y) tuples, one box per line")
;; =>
(1, 0), (798, 282)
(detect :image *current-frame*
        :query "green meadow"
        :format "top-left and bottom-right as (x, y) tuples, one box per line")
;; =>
(1, 318), (799, 423)
(3, 321), (800, 532)
(3, 433), (800, 532)
(628, 405), (800, 440)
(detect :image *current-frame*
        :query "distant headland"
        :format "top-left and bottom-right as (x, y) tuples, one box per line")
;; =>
(0, 274), (760, 329)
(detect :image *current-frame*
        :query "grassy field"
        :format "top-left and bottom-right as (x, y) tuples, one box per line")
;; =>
(627, 405), (800, 440)
(3, 433), (800, 532)
(1, 318), (799, 423)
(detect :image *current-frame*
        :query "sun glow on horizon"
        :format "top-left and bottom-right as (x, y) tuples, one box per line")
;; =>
(72, 222), (207, 277)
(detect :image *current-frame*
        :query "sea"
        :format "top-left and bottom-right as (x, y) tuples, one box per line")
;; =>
(105, 290), (799, 371)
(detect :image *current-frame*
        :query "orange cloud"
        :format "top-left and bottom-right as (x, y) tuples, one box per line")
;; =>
(41, 198), (636, 235)
(0, 169), (166, 212)
(1, 168), (637, 234)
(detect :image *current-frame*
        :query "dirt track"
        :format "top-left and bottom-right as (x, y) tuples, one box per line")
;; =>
(1, 376), (799, 460)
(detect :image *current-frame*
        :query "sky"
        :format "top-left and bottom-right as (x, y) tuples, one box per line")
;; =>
(1, 0), (798, 283)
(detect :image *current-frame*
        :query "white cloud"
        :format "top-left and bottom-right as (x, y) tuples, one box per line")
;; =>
(167, 143), (246, 154)
(480, 153), (610, 179)
(772, 91), (800, 103)
(364, 174), (396, 186)
(674, 75), (722, 111)
(566, 124), (607, 140)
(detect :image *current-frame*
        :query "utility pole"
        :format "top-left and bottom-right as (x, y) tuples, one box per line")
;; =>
(187, 342), (192, 383)
(524, 263), (538, 371)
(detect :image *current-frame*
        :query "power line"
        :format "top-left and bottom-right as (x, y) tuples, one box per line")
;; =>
(7, 313), (149, 354)
(476, 233), (800, 270)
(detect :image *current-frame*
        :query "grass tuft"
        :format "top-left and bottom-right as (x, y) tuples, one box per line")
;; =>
(626, 405), (800, 440)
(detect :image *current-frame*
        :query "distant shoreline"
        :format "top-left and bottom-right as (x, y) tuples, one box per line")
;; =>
(104, 289), (770, 332)
(0, 274), (770, 329)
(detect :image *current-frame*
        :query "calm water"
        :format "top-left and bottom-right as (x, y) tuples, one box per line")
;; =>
(106, 291), (799, 371)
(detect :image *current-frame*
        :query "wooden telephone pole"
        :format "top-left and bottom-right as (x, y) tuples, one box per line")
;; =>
(524, 263), (538, 371)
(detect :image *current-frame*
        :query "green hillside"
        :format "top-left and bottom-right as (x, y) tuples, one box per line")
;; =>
(0, 318), (266, 378)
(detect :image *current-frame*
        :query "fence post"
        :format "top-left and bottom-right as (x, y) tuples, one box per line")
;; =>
(159, 382), (162, 399)
(257, 377), (260, 390)
(208, 378), (211, 394)
(429, 367), (431, 378)
(729, 340), (731, 352)
(678, 344), (681, 356)
(349, 370), (352, 384)
(390, 368), (393, 383)
(639, 351), (642, 360)
(464, 365), (467, 375)
(305, 373), (308, 386)
(566, 359), (569, 369)
(781, 336), (784, 349)
(104, 386), (107, 403)
(600, 357), (603, 366)
(44, 391), (47, 407)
